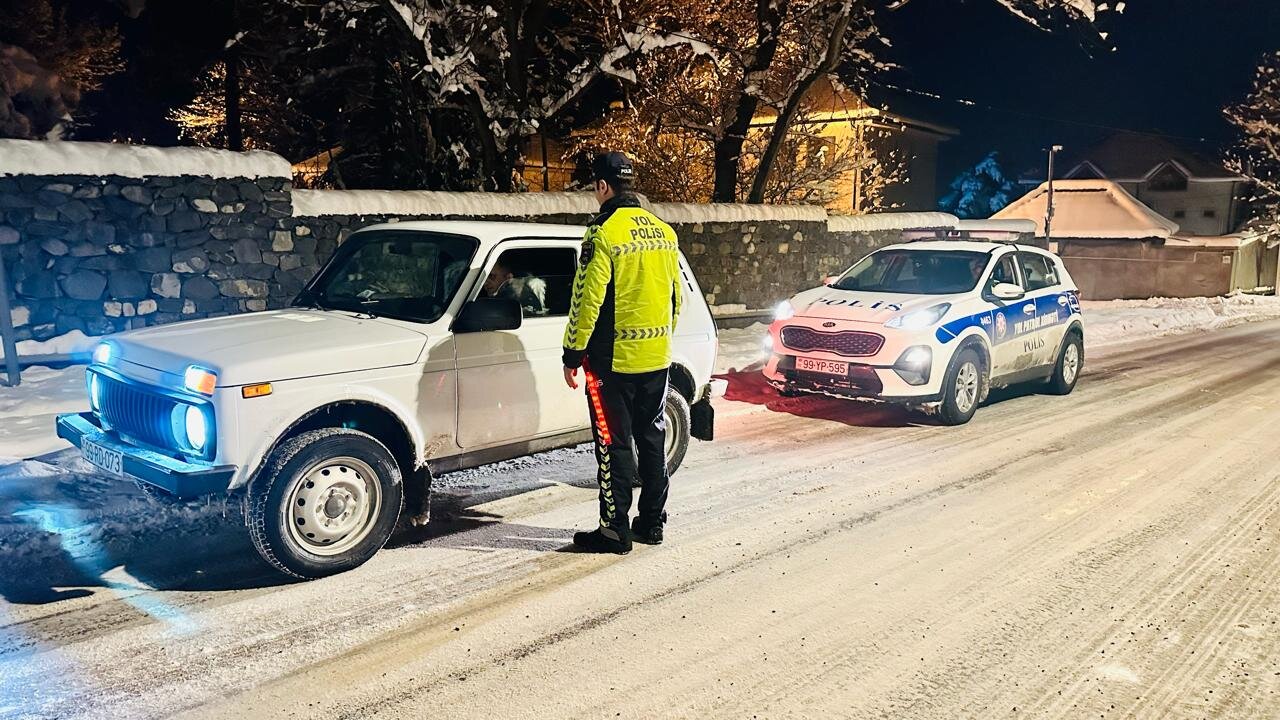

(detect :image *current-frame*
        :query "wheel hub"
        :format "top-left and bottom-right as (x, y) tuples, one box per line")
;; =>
(286, 458), (381, 556)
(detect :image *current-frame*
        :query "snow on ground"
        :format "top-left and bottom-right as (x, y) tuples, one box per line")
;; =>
(0, 329), (96, 361)
(1079, 294), (1280, 346)
(1, 293), (1278, 578)
(0, 365), (86, 462)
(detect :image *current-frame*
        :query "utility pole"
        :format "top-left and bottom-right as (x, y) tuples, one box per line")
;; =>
(0, 253), (21, 387)
(1044, 144), (1063, 243)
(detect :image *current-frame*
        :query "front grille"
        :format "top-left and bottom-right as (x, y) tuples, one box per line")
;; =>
(780, 326), (885, 357)
(96, 372), (181, 451)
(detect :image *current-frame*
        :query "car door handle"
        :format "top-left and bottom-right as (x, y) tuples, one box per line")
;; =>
(1023, 303), (1035, 315)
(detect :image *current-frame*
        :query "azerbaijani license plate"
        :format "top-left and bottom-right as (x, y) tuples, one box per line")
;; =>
(82, 438), (124, 477)
(795, 357), (849, 376)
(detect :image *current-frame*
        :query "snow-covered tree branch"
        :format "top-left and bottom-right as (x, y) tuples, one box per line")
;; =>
(1226, 50), (1280, 236)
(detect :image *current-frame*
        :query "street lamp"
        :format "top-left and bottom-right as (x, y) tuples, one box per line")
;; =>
(1044, 144), (1064, 245)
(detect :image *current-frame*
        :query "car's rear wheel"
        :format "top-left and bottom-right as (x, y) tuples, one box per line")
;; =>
(1045, 331), (1084, 395)
(938, 348), (983, 426)
(630, 386), (691, 488)
(663, 386), (691, 478)
(247, 428), (403, 578)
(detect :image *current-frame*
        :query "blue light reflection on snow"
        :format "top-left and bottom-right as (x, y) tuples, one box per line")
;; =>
(9, 502), (197, 636)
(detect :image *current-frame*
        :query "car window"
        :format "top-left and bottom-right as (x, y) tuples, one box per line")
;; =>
(483, 246), (577, 318)
(303, 231), (477, 323)
(833, 249), (987, 295)
(988, 254), (1020, 290)
(1019, 253), (1059, 292)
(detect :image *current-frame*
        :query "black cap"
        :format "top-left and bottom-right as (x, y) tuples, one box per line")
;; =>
(591, 152), (635, 186)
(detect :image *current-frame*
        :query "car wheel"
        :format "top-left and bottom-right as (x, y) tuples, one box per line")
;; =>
(1045, 331), (1084, 395)
(663, 386), (691, 478)
(938, 348), (983, 426)
(246, 428), (403, 579)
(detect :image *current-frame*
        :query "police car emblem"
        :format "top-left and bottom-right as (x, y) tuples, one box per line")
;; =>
(995, 312), (1008, 339)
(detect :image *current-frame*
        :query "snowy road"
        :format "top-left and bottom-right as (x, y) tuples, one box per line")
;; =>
(4, 320), (1280, 718)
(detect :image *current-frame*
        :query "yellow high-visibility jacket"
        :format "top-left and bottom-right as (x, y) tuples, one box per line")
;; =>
(562, 196), (682, 374)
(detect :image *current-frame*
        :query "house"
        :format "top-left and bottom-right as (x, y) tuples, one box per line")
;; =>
(993, 179), (1276, 299)
(1029, 132), (1250, 236)
(520, 80), (957, 213)
(748, 80), (957, 213)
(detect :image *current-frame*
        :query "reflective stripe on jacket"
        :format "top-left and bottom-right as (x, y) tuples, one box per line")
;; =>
(562, 196), (682, 374)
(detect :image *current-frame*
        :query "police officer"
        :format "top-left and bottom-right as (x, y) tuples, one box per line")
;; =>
(563, 152), (682, 554)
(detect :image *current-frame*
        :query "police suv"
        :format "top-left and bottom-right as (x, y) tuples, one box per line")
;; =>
(57, 221), (723, 578)
(764, 240), (1084, 424)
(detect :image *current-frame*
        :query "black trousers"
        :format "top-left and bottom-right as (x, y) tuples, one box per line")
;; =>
(583, 362), (669, 539)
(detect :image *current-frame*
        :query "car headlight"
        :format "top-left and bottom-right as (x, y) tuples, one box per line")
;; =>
(92, 342), (112, 365)
(184, 365), (218, 395)
(885, 303), (952, 330)
(773, 301), (796, 321)
(762, 334), (775, 353)
(184, 405), (208, 452)
(88, 372), (103, 412)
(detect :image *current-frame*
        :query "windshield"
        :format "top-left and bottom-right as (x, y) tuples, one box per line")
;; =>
(832, 249), (988, 295)
(297, 230), (478, 322)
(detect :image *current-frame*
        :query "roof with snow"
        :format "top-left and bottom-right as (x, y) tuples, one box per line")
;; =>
(0, 139), (291, 179)
(993, 179), (1181, 240)
(1054, 132), (1243, 182)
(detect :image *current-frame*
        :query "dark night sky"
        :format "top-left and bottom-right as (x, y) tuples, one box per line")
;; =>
(75, 0), (1280, 197)
(872, 0), (1280, 190)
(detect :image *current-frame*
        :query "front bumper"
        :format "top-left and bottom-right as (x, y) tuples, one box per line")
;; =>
(762, 354), (944, 404)
(56, 412), (236, 498)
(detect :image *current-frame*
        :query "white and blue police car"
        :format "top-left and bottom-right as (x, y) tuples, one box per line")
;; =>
(763, 240), (1084, 424)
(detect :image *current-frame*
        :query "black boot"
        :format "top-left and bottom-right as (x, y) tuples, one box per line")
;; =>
(573, 528), (632, 554)
(631, 513), (666, 545)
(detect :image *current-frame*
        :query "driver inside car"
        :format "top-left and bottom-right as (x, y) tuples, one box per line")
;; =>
(483, 259), (549, 317)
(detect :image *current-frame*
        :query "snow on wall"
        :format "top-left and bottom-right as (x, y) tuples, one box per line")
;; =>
(0, 139), (291, 179)
(293, 189), (600, 218)
(648, 202), (828, 224)
(826, 212), (959, 234)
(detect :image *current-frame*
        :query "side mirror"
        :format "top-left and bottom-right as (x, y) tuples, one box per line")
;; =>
(991, 282), (1025, 301)
(453, 297), (522, 333)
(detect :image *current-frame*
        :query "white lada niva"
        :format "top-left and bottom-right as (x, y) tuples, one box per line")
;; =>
(58, 221), (724, 578)
(764, 240), (1085, 425)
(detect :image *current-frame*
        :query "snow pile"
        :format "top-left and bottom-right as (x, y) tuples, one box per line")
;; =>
(0, 139), (291, 179)
(827, 211), (958, 233)
(650, 202), (827, 224)
(1082, 294), (1280, 346)
(716, 323), (770, 375)
(0, 329), (96, 361)
(293, 189), (599, 218)
(0, 365), (85, 460)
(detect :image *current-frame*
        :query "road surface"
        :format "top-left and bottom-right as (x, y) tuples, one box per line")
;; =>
(3, 321), (1280, 719)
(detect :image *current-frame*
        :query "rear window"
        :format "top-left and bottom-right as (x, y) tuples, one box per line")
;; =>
(1019, 253), (1060, 291)
(833, 249), (988, 295)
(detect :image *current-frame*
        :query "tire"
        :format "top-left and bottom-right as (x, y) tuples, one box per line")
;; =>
(630, 387), (691, 487)
(938, 348), (983, 426)
(663, 386), (691, 478)
(246, 428), (404, 579)
(1045, 331), (1084, 395)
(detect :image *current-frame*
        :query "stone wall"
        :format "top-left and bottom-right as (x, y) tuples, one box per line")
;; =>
(0, 173), (310, 343)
